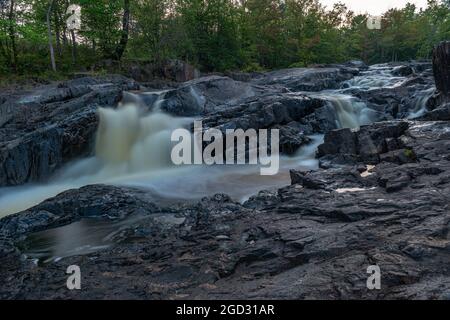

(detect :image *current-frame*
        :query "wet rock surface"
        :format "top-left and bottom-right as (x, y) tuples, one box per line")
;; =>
(1, 60), (437, 188)
(0, 75), (140, 187)
(1, 120), (450, 299)
(1, 59), (450, 300)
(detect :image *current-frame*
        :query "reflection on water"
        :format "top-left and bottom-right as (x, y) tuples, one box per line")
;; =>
(18, 214), (149, 264)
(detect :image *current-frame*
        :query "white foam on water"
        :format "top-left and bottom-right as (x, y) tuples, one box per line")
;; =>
(0, 104), (321, 217)
(344, 64), (407, 90)
(407, 87), (436, 119)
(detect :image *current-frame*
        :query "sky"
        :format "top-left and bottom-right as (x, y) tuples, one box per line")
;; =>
(320, 0), (430, 15)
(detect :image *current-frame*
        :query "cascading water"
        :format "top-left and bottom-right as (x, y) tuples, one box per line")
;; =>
(317, 93), (377, 129)
(408, 87), (436, 119)
(321, 63), (420, 128)
(0, 63), (423, 218)
(0, 103), (321, 217)
(0, 105), (192, 217)
(343, 64), (407, 90)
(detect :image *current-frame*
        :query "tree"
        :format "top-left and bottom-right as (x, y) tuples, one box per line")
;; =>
(0, 0), (449, 75)
(0, 0), (18, 72)
(114, 0), (130, 60)
(46, 0), (57, 71)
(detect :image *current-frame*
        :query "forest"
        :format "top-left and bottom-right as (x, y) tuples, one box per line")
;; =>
(0, 0), (449, 77)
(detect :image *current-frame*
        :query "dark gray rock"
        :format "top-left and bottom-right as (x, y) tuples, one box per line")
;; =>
(432, 41), (450, 96)
(421, 42), (450, 115)
(0, 185), (159, 239)
(0, 76), (140, 187)
(317, 121), (410, 164)
(160, 76), (267, 116)
(0, 120), (450, 299)
(253, 66), (358, 91)
(1, 59), (450, 300)
(392, 65), (414, 77)
(420, 103), (450, 121)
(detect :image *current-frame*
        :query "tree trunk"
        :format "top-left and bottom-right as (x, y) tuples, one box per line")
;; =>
(71, 29), (77, 65)
(8, 0), (17, 72)
(114, 0), (130, 60)
(62, 0), (69, 49)
(47, 0), (57, 72)
(54, 5), (62, 56)
(433, 41), (450, 97)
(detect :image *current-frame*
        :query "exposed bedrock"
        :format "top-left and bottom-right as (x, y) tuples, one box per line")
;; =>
(0, 57), (450, 299)
(2, 60), (438, 188)
(1, 120), (450, 299)
(317, 121), (411, 166)
(135, 62), (369, 117)
(158, 75), (270, 116)
(0, 76), (140, 187)
(251, 65), (359, 91)
(0, 62), (372, 188)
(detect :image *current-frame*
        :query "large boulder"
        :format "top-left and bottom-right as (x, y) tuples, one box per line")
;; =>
(432, 41), (450, 96)
(423, 42), (450, 113)
(159, 75), (270, 116)
(0, 184), (158, 239)
(317, 121), (410, 165)
(198, 92), (326, 155)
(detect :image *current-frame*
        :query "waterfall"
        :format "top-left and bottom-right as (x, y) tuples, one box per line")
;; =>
(0, 101), (321, 217)
(0, 104), (192, 217)
(190, 86), (206, 110)
(96, 105), (141, 164)
(315, 93), (376, 129)
(0, 63), (411, 218)
(121, 90), (168, 112)
(152, 93), (166, 111)
(343, 64), (406, 90)
(408, 87), (435, 119)
(62, 104), (193, 181)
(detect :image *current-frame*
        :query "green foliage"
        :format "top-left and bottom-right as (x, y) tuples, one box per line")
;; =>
(0, 0), (449, 76)
(404, 148), (417, 160)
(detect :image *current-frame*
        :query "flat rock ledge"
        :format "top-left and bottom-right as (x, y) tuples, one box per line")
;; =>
(1, 120), (449, 300)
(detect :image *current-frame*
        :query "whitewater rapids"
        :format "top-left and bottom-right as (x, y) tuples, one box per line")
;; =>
(0, 103), (324, 217)
(0, 67), (394, 218)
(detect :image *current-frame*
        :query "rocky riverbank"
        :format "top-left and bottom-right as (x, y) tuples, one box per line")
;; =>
(0, 42), (449, 300)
